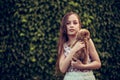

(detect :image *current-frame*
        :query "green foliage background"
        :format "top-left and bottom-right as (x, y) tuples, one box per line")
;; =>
(0, 0), (120, 80)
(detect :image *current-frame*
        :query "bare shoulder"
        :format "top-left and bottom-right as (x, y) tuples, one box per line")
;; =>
(88, 38), (96, 48)
(89, 38), (94, 44)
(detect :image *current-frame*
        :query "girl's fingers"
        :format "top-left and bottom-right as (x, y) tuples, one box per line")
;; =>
(72, 57), (78, 61)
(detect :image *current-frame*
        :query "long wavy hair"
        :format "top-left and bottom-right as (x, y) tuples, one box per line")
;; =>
(55, 12), (82, 74)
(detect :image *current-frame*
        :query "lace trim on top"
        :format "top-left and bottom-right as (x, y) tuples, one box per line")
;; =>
(64, 43), (71, 56)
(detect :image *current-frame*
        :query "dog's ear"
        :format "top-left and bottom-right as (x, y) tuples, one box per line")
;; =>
(84, 31), (90, 39)
(76, 30), (82, 40)
(82, 29), (90, 40)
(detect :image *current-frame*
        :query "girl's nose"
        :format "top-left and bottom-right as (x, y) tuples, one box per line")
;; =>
(70, 23), (74, 27)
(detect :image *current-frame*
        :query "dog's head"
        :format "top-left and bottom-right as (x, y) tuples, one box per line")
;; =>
(76, 29), (90, 41)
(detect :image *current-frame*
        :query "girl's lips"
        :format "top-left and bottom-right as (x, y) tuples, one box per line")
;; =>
(69, 29), (75, 32)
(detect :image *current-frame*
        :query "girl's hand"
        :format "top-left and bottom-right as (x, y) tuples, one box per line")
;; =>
(71, 58), (84, 69)
(72, 41), (85, 53)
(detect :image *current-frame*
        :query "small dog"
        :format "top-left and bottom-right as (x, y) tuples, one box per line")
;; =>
(71, 29), (90, 64)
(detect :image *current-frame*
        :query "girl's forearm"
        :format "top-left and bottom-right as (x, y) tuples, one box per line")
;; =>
(81, 61), (101, 70)
(60, 57), (71, 73)
(60, 49), (76, 73)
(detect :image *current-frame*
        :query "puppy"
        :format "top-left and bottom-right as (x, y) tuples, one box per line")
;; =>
(71, 29), (90, 64)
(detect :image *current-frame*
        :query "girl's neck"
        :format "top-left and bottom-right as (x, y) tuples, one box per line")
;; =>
(67, 35), (76, 46)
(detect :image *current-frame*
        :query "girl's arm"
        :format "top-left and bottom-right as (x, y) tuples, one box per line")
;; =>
(71, 39), (101, 70)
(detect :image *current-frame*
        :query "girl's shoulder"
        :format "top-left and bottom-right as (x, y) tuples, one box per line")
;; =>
(88, 38), (95, 46)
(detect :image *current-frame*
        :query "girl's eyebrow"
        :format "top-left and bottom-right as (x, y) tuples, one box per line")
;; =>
(67, 19), (78, 22)
(73, 19), (78, 21)
(73, 20), (79, 22)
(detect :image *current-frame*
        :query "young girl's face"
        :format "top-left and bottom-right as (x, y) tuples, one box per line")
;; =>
(66, 14), (80, 36)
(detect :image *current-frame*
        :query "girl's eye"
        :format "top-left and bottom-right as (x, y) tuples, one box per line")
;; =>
(73, 21), (78, 24)
(66, 22), (70, 25)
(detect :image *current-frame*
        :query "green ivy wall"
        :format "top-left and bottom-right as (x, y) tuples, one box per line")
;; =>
(0, 0), (120, 80)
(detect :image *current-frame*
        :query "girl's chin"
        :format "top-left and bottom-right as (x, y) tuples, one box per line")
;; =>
(67, 32), (77, 35)
(67, 33), (76, 36)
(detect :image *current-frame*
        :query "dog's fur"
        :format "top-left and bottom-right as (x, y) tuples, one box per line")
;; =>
(71, 29), (90, 64)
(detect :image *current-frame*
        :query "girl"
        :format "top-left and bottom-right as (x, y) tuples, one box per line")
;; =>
(56, 12), (101, 80)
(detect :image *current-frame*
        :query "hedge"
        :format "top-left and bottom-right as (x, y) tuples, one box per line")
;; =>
(0, 0), (120, 80)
